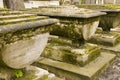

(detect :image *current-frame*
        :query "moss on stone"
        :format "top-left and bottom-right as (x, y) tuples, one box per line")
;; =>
(2, 26), (50, 45)
(42, 37), (101, 66)
(16, 70), (37, 80)
(39, 75), (49, 80)
(77, 4), (120, 10)
(88, 32), (120, 46)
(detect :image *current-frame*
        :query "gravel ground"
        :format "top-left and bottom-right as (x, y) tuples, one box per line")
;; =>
(94, 51), (120, 80)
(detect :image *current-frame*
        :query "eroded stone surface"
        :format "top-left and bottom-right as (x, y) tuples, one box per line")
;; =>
(88, 32), (120, 46)
(42, 37), (101, 66)
(77, 4), (120, 31)
(0, 10), (58, 69)
(22, 6), (105, 40)
(34, 51), (115, 80)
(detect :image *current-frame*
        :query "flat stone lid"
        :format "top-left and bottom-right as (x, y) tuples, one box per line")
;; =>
(0, 18), (58, 33)
(37, 7), (106, 18)
(101, 9), (120, 13)
(77, 4), (120, 13)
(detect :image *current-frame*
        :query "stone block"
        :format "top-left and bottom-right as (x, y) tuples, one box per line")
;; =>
(1, 33), (49, 69)
(42, 39), (101, 66)
(34, 52), (116, 80)
(88, 32), (120, 46)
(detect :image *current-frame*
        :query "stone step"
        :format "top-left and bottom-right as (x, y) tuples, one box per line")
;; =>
(88, 32), (120, 46)
(0, 11), (23, 15)
(111, 27), (120, 33)
(33, 52), (116, 80)
(0, 8), (10, 11)
(42, 38), (101, 66)
(0, 14), (37, 20)
(0, 16), (48, 25)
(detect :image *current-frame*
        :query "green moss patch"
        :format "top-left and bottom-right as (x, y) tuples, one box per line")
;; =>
(77, 4), (120, 10)
(88, 32), (120, 46)
(42, 37), (101, 66)
(34, 52), (115, 80)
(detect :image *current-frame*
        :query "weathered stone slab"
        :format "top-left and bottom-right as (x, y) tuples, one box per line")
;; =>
(17, 66), (64, 80)
(23, 7), (105, 40)
(24, 0), (59, 8)
(42, 37), (101, 66)
(89, 28), (120, 52)
(0, 18), (58, 33)
(0, 8), (9, 11)
(88, 32), (120, 46)
(111, 27), (120, 33)
(95, 43), (120, 52)
(33, 52), (115, 80)
(77, 4), (120, 31)
(1, 33), (49, 69)
(0, 11), (23, 15)
(0, 14), (36, 20)
(36, 7), (106, 18)
(0, 16), (49, 25)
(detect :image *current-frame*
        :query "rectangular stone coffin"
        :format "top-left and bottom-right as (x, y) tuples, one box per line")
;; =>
(99, 10), (120, 31)
(0, 17), (58, 69)
(33, 51), (115, 80)
(35, 7), (106, 40)
(77, 4), (120, 31)
(42, 37), (101, 66)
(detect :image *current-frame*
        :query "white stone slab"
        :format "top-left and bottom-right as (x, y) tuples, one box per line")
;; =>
(0, 0), (3, 8)
(24, 1), (59, 8)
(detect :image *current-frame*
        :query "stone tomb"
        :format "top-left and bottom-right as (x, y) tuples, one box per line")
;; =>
(33, 36), (115, 80)
(0, 9), (60, 80)
(22, 6), (106, 41)
(87, 27), (120, 52)
(20, 6), (116, 79)
(77, 4), (120, 52)
(78, 4), (120, 31)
